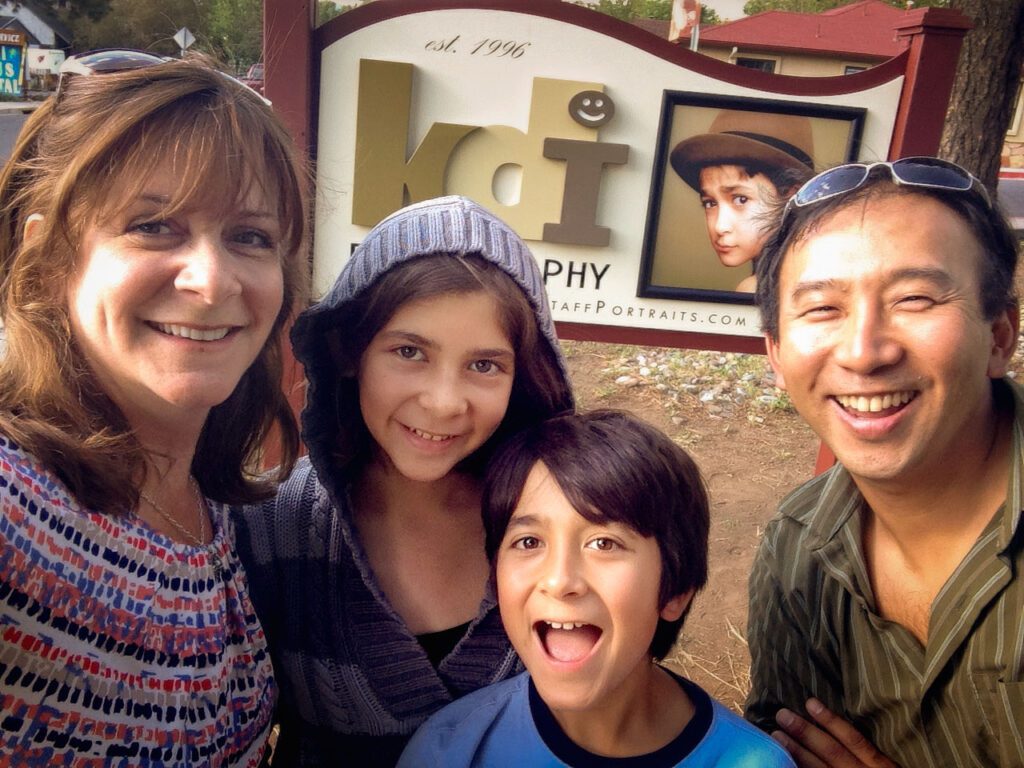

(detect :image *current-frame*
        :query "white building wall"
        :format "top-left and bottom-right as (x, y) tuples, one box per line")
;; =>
(0, 2), (56, 46)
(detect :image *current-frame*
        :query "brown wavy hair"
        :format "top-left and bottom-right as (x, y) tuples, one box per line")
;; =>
(0, 55), (310, 513)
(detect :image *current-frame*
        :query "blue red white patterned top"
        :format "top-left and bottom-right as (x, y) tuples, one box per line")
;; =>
(0, 434), (276, 766)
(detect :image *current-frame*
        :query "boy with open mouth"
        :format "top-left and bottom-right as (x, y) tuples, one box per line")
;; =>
(399, 410), (794, 767)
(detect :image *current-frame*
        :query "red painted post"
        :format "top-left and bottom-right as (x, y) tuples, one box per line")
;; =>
(262, 0), (316, 464)
(263, 0), (315, 153)
(889, 8), (972, 159)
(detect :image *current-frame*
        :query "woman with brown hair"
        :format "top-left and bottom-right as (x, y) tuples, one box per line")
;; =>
(0, 51), (308, 765)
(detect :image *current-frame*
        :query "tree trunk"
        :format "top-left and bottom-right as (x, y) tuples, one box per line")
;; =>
(939, 0), (1024, 194)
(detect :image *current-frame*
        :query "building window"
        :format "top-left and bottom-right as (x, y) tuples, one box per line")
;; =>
(1008, 81), (1023, 136)
(843, 65), (868, 75)
(735, 57), (776, 73)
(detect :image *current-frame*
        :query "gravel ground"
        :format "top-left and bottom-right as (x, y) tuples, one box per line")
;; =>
(589, 347), (791, 422)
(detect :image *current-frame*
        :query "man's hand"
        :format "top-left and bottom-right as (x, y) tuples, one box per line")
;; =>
(771, 698), (899, 768)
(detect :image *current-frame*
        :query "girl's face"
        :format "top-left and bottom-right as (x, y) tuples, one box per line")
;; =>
(66, 159), (285, 437)
(358, 290), (516, 483)
(699, 165), (776, 268)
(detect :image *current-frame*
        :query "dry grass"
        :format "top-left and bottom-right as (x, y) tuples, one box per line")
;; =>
(665, 619), (752, 712)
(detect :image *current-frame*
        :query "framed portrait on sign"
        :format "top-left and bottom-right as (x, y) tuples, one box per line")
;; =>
(637, 92), (865, 304)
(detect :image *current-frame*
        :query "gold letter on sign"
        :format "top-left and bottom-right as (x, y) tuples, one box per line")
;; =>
(352, 59), (477, 226)
(446, 77), (603, 240)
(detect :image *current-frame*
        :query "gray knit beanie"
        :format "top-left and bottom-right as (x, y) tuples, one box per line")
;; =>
(294, 195), (565, 379)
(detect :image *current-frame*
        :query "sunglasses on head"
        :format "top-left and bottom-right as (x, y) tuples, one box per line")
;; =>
(56, 48), (271, 106)
(784, 157), (991, 219)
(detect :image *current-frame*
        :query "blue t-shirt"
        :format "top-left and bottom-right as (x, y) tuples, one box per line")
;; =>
(398, 670), (794, 767)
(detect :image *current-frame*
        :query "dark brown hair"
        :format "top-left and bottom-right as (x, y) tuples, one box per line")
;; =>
(482, 409), (710, 661)
(701, 161), (810, 199)
(308, 253), (573, 476)
(0, 55), (310, 512)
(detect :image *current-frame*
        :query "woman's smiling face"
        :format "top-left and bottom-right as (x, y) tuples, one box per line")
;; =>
(66, 159), (285, 434)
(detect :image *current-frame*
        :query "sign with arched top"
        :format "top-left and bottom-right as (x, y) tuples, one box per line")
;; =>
(264, 0), (970, 353)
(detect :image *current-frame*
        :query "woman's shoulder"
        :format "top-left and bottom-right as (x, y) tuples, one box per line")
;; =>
(0, 432), (224, 581)
(0, 433), (246, 649)
(0, 432), (77, 511)
(0, 433), (96, 556)
(735, 273), (757, 293)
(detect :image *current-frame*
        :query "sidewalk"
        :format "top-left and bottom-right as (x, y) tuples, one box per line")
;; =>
(0, 101), (40, 114)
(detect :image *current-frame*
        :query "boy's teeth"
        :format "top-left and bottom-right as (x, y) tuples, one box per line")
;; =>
(541, 621), (602, 662)
(545, 621), (586, 630)
(156, 323), (230, 341)
(836, 391), (914, 413)
(411, 427), (451, 441)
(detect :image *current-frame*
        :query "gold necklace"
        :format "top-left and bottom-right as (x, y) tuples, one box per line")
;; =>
(139, 477), (207, 547)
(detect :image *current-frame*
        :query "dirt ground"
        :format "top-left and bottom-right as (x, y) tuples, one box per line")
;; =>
(561, 340), (819, 712)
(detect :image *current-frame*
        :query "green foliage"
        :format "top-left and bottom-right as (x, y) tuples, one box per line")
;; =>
(317, 1), (357, 26)
(640, 0), (673, 19)
(743, 0), (948, 13)
(206, 0), (263, 70)
(53, 0), (263, 70)
(63, 0), (204, 56)
(702, 6), (723, 24)
(41, 0), (111, 22)
(574, 0), (670, 20)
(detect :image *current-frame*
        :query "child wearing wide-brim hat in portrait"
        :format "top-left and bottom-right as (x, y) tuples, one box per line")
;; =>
(670, 110), (815, 292)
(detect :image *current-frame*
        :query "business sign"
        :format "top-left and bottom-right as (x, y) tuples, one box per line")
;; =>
(0, 32), (25, 98)
(311, 3), (947, 343)
(28, 48), (64, 76)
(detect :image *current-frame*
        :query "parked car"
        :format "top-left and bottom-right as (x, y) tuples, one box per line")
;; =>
(239, 62), (264, 95)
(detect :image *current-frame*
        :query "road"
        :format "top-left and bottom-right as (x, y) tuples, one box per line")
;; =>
(998, 177), (1024, 232)
(0, 112), (27, 160)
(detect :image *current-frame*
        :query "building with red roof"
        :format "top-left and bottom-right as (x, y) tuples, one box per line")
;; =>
(685, 0), (907, 76)
(666, 0), (1022, 172)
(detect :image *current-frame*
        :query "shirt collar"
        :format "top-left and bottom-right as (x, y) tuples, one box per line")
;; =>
(803, 377), (1024, 553)
(999, 377), (1024, 551)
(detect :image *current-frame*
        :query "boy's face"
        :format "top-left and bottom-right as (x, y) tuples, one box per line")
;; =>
(698, 165), (777, 268)
(495, 462), (690, 716)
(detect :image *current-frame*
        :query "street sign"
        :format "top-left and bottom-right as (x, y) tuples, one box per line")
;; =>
(174, 27), (195, 53)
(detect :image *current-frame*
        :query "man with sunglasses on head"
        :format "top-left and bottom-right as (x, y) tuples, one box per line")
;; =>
(745, 157), (1024, 768)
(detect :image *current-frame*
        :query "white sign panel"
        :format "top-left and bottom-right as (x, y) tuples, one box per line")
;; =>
(315, 6), (903, 339)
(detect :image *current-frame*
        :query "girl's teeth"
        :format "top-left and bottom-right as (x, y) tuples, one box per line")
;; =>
(545, 621), (586, 630)
(412, 427), (451, 442)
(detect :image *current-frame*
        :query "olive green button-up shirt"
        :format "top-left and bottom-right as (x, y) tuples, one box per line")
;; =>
(746, 379), (1024, 768)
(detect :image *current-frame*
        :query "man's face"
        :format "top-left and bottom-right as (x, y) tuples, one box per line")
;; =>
(766, 193), (1018, 491)
(699, 165), (777, 268)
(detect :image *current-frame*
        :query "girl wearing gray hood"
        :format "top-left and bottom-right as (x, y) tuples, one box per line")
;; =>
(234, 196), (574, 766)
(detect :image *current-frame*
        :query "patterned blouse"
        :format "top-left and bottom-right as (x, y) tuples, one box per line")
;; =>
(0, 434), (276, 766)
